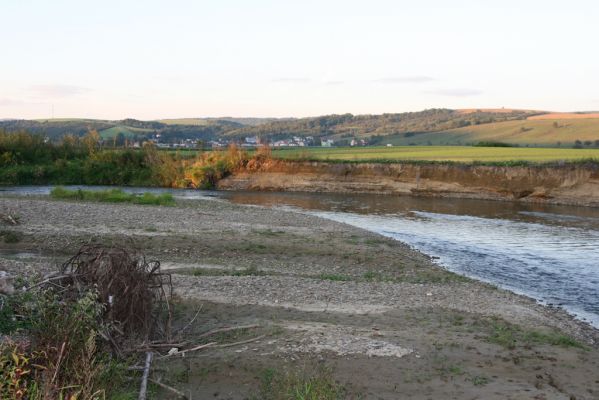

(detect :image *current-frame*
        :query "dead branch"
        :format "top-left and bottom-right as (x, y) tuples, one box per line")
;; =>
(174, 304), (203, 337)
(158, 342), (217, 359)
(57, 244), (173, 340)
(138, 352), (153, 400)
(215, 334), (266, 349)
(197, 324), (260, 339)
(0, 213), (18, 225)
(149, 378), (189, 399)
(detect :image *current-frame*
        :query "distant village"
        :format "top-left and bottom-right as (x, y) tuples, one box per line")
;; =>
(138, 134), (372, 150)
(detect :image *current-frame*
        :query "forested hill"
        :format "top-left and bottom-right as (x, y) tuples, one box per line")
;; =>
(0, 109), (543, 144)
(0, 118), (242, 143)
(221, 109), (540, 141)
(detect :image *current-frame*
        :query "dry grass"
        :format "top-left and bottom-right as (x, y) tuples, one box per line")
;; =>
(528, 113), (599, 120)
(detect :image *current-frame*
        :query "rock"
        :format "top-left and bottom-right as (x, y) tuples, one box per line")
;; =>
(0, 271), (15, 295)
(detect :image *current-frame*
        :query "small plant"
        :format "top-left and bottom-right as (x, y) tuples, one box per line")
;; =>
(484, 318), (585, 350)
(1, 231), (21, 244)
(471, 375), (490, 386)
(318, 274), (352, 282)
(252, 366), (347, 400)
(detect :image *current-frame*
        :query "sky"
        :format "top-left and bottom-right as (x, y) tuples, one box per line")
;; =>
(1, 0), (598, 120)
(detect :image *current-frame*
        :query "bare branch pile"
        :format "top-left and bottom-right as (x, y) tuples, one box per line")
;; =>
(57, 244), (172, 341)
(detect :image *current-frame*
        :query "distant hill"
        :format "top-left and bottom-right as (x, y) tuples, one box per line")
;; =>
(159, 117), (293, 126)
(0, 118), (240, 143)
(3, 109), (599, 148)
(221, 109), (542, 143)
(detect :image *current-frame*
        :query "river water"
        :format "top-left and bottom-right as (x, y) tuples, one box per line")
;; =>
(3, 185), (599, 328)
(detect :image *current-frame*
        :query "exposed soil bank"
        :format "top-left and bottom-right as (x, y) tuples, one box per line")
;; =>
(218, 160), (599, 207)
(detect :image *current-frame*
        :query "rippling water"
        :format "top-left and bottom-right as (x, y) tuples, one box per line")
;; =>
(223, 191), (599, 328)
(3, 185), (599, 327)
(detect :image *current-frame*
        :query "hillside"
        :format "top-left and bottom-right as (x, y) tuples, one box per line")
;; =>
(4, 109), (599, 148)
(380, 118), (599, 148)
(0, 118), (240, 143)
(159, 117), (293, 126)
(221, 109), (540, 142)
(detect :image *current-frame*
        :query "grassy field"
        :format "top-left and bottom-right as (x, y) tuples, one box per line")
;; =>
(99, 125), (151, 139)
(272, 146), (599, 163)
(158, 118), (212, 126)
(381, 118), (599, 147)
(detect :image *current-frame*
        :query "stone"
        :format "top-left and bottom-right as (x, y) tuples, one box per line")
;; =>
(0, 271), (15, 295)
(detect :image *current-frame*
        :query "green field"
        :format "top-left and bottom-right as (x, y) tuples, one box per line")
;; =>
(272, 146), (599, 163)
(99, 125), (151, 139)
(158, 118), (212, 126)
(381, 118), (599, 147)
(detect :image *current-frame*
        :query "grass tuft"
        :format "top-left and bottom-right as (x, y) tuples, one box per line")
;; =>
(50, 187), (175, 206)
(252, 367), (347, 400)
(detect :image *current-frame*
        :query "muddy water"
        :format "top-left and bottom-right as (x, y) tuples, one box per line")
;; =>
(3, 186), (599, 327)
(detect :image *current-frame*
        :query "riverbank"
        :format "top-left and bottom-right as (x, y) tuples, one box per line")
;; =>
(1, 196), (599, 399)
(219, 159), (599, 207)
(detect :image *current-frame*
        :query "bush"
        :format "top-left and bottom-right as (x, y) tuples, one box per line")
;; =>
(0, 290), (110, 399)
(1, 231), (21, 244)
(473, 141), (516, 147)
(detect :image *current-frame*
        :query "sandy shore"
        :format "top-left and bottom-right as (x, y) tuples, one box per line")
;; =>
(1, 195), (599, 399)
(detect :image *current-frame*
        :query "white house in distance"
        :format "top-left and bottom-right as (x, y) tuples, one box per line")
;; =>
(321, 139), (334, 147)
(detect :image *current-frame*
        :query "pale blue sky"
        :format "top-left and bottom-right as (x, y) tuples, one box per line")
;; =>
(1, 0), (598, 119)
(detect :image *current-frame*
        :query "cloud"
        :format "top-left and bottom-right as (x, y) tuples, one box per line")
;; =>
(324, 80), (344, 86)
(271, 78), (311, 84)
(28, 84), (91, 98)
(427, 88), (483, 97)
(375, 76), (435, 84)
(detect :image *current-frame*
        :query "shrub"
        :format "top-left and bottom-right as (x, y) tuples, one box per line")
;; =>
(473, 141), (515, 147)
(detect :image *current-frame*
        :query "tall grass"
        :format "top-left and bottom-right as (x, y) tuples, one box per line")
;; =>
(50, 187), (175, 206)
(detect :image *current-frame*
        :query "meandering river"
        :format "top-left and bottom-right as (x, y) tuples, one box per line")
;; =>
(3, 185), (599, 328)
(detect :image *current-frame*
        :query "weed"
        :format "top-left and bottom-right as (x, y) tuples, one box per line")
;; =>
(471, 375), (490, 386)
(361, 271), (398, 282)
(0, 231), (21, 244)
(254, 229), (285, 236)
(189, 266), (267, 277)
(484, 318), (585, 350)
(318, 274), (352, 282)
(252, 366), (347, 400)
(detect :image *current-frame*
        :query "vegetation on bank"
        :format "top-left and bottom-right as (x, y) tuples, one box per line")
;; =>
(3, 130), (599, 191)
(0, 130), (249, 188)
(50, 187), (175, 206)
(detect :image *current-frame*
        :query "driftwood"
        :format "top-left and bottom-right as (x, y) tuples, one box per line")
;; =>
(158, 342), (217, 359)
(215, 334), (266, 348)
(138, 352), (153, 400)
(174, 305), (203, 337)
(149, 378), (189, 399)
(0, 212), (18, 225)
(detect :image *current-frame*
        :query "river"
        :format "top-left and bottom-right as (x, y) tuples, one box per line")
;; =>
(2, 185), (599, 328)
